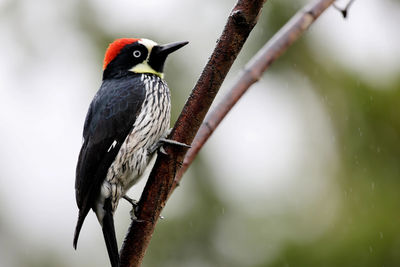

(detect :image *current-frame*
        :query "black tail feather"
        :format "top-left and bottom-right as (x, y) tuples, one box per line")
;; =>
(102, 198), (120, 267)
(73, 208), (90, 249)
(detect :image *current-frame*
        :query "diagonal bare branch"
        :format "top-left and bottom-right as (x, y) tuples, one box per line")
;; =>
(172, 0), (336, 194)
(119, 0), (267, 266)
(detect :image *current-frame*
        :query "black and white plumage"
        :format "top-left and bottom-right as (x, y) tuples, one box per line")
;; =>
(73, 38), (188, 267)
(99, 74), (171, 214)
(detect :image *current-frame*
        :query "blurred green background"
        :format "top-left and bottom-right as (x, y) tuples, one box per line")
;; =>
(0, 0), (399, 266)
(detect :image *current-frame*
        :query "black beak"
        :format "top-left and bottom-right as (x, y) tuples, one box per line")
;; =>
(148, 41), (189, 73)
(156, 41), (189, 56)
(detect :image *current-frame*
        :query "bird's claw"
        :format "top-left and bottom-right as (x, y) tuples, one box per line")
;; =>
(147, 137), (191, 156)
(123, 195), (167, 222)
(123, 195), (139, 220)
(159, 146), (168, 155)
(159, 138), (191, 148)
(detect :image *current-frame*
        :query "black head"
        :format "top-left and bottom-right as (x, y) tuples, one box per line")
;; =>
(102, 38), (188, 80)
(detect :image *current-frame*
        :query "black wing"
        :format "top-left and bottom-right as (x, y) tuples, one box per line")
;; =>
(74, 74), (145, 247)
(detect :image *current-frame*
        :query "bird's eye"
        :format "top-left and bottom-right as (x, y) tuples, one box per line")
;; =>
(133, 50), (141, 58)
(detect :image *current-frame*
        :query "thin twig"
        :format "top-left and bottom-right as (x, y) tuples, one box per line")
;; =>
(119, 0), (266, 266)
(333, 0), (356, 18)
(172, 0), (336, 193)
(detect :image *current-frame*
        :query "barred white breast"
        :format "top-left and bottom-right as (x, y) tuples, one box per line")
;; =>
(97, 73), (171, 216)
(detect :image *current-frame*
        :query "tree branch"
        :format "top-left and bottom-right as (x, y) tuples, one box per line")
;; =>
(119, 0), (266, 266)
(333, 0), (356, 18)
(172, 0), (336, 195)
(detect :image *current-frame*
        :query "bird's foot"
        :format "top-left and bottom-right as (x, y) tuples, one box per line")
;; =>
(159, 138), (191, 153)
(148, 137), (191, 155)
(123, 195), (165, 222)
(123, 195), (140, 221)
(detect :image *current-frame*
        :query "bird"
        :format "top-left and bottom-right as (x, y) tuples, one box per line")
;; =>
(73, 38), (188, 267)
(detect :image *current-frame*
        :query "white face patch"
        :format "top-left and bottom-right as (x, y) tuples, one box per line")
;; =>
(138, 39), (158, 54)
(129, 39), (164, 78)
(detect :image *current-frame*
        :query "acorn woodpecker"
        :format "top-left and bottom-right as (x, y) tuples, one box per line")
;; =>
(73, 38), (188, 267)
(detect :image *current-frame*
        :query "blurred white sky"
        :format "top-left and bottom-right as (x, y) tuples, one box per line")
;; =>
(0, 0), (399, 266)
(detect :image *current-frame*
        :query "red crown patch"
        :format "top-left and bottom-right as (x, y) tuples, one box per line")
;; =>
(103, 38), (140, 70)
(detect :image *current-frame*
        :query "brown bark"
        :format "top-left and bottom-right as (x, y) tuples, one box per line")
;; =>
(172, 0), (336, 192)
(119, 0), (267, 266)
(119, 0), (339, 265)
